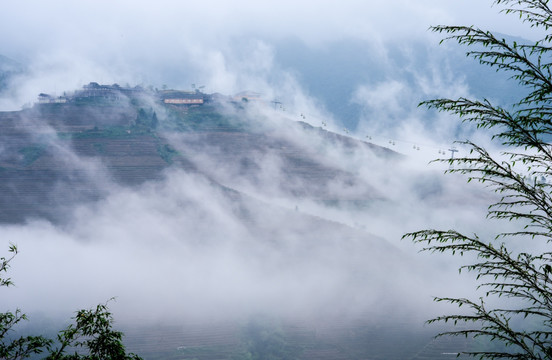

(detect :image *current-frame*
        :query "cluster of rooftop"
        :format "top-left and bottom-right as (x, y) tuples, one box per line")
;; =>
(36, 83), (267, 110)
(37, 82), (208, 106)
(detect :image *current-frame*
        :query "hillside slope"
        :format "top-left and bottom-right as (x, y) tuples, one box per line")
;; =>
(0, 90), (465, 360)
(0, 94), (394, 224)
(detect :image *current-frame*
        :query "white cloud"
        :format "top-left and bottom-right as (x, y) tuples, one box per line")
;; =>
(0, 0), (540, 340)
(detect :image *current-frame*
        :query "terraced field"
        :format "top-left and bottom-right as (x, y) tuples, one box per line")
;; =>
(0, 103), (185, 222)
(174, 130), (379, 201)
(119, 317), (474, 360)
(0, 100), (453, 360)
(0, 100), (384, 222)
(0, 134), (173, 222)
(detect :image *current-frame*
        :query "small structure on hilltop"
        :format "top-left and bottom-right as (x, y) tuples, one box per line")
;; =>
(35, 82), (223, 108)
(38, 93), (52, 104)
(158, 90), (204, 106)
(36, 83), (147, 104)
(233, 91), (262, 103)
(74, 82), (144, 101)
(37, 93), (68, 104)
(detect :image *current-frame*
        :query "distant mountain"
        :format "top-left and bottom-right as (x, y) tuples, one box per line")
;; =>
(273, 36), (526, 131)
(0, 54), (24, 93)
(0, 85), (476, 359)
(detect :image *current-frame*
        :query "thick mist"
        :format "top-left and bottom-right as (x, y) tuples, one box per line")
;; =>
(0, 4), (540, 358)
(0, 90), (515, 333)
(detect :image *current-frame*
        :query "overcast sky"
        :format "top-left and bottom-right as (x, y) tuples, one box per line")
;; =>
(0, 1), (534, 53)
(0, 1), (538, 89)
(0, 0), (539, 328)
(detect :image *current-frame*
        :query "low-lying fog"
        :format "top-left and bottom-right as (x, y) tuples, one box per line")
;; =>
(0, 95), (512, 331)
(0, 3), (538, 353)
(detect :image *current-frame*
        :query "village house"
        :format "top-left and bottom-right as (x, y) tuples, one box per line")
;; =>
(158, 90), (204, 106)
(37, 93), (68, 104)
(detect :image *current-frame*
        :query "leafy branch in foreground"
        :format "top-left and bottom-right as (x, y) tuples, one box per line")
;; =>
(0, 246), (141, 360)
(0, 243), (18, 287)
(0, 244), (52, 360)
(404, 0), (552, 359)
(46, 301), (141, 360)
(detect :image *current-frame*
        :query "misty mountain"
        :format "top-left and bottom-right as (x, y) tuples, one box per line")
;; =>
(0, 54), (24, 93)
(273, 36), (526, 131)
(0, 32), (527, 135)
(0, 2), (536, 359)
(1, 84), (487, 359)
(0, 90), (391, 224)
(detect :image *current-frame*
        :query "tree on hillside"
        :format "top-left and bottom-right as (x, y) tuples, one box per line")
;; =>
(0, 245), (141, 360)
(404, 1), (552, 359)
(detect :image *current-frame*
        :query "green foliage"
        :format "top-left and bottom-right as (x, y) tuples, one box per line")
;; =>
(46, 302), (141, 360)
(0, 245), (53, 360)
(92, 143), (105, 155)
(18, 146), (45, 166)
(162, 105), (248, 132)
(60, 126), (153, 140)
(0, 243), (17, 287)
(404, 1), (552, 359)
(232, 317), (301, 360)
(71, 98), (125, 107)
(134, 108), (158, 130)
(157, 144), (178, 164)
(0, 246), (142, 360)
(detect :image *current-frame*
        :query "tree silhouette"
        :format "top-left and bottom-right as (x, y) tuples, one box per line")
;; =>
(0, 245), (141, 360)
(405, 1), (552, 358)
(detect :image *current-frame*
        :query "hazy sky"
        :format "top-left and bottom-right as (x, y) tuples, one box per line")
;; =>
(0, 0), (538, 136)
(0, 1), (534, 54)
(0, 0), (537, 91)
(0, 0), (539, 330)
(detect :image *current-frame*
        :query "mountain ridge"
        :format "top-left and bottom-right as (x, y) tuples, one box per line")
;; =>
(0, 84), (396, 225)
